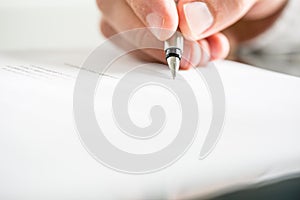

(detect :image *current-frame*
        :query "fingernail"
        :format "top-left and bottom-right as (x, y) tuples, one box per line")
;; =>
(201, 47), (210, 65)
(183, 2), (213, 39)
(181, 41), (201, 68)
(198, 40), (211, 66)
(146, 12), (165, 40)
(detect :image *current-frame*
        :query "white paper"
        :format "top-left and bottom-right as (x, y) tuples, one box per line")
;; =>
(1, 48), (300, 200)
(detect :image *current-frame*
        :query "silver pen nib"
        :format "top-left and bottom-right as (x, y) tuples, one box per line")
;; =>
(167, 56), (180, 79)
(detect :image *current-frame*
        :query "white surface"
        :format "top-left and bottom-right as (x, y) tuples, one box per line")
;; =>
(1, 47), (300, 199)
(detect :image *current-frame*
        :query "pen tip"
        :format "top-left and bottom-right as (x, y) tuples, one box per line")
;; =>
(167, 56), (180, 80)
(171, 69), (176, 79)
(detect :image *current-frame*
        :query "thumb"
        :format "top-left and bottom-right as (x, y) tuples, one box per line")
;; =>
(178, 0), (256, 40)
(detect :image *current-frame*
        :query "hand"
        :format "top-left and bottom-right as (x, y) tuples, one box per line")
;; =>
(97, 0), (287, 69)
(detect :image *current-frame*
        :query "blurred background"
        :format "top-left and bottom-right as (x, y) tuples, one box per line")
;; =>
(0, 0), (103, 51)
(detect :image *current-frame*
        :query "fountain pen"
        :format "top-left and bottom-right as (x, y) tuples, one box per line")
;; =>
(164, 31), (184, 79)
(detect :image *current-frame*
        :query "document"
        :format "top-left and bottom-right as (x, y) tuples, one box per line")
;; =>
(1, 47), (300, 200)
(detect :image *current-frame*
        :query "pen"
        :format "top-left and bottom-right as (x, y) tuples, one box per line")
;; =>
(164, 31), (184, 79)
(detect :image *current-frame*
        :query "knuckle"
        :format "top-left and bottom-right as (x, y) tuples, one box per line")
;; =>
(96, 0), (106, 12)
(231, 0), (252, 13)
(100, 21), (113, 38)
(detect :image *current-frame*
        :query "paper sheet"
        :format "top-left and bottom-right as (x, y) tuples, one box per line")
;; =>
(1, 48), (300, 200)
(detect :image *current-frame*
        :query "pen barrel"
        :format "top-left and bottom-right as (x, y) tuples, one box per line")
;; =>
(164, 32), (184, 52)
